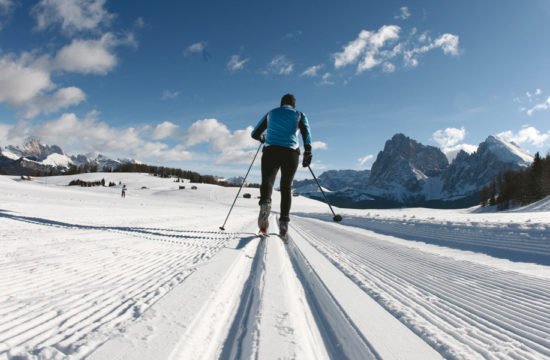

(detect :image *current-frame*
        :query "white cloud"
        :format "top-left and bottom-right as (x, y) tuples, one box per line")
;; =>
(32, 0), (114, 35)
(0, 32), (133, 117)
(301, 64), (323, 77)
(334, 25), (459, 74)
(161, 90), (180, 100)
(497, 126), (550, 148)
(227, 55), (249, 72)
(184, 118), (257, 163)
(526, 96), (550, 116)
(3, 111), (193, 162)
(23, 86), (86, 119)
(266, 55), (294, 75)
(1, 114), (268, 165)
(432, 126), (466, 148)
(434, 33), (460, 56)
(53, 32), (134, 75)
(152, 121), (179, 140)
(0, 54), (52, 105)
(184, 41), (208, 57)
(432, 127), (477, 161)
(442, 144), (477, 162)
(404, 33), (460, 67)
(334, 25), (401, 73)
(394, 6), (411, 20)
(311, 141), (327, 150)
(358, 154), (374, 167)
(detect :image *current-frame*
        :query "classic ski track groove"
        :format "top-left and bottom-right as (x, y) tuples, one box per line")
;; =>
(0, 218), (234, 357)
(313, 214), (550, 264)
(291, 216), (550, 359)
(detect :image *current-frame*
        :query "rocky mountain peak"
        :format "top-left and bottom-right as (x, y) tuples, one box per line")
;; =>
(6, 138), (64, 161)
(369, 133), (448, 196)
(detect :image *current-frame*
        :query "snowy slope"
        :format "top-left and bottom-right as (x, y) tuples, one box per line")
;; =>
(1, 173), (549, 359)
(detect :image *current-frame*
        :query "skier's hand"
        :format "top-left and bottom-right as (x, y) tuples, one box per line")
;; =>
(302, 151), (312, 167)
(259, 134), (266, 143)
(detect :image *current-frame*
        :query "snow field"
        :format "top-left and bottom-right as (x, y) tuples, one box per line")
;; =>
(289, 217), (550, 359)
(0, 219), (233, 359)
(2, 173), (550, 359)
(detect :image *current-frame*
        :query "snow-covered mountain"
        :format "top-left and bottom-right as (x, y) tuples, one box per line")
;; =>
(295, 133), (533, 209)
(0, 139), (137, 175)
(442, 135), (532, 198)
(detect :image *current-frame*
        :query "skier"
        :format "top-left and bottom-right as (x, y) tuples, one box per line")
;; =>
(251, 93), (312, 240)
(121, 184), (127, 198)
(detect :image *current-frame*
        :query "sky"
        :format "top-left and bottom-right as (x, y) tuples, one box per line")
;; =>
(1, 0), (550, 181)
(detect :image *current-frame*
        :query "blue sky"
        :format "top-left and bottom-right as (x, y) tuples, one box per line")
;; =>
(1, 0), (550, 180)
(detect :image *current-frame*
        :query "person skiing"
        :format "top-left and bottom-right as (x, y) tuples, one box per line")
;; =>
(121, 184), (127, 198)
(251, 93), (312, 240)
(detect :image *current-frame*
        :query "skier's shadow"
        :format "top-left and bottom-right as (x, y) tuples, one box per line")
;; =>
(234, 235), (257, 250)
(0, 210), (227, 240)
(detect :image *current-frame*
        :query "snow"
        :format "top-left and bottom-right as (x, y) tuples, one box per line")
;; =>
(1, 172), (549, 359)
(0, 149), (20, 160)
(40, 153), (73, 167)
(489, 135), (533, 165)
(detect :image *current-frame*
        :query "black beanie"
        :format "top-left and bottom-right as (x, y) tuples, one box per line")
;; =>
(280, 93), (296, 108)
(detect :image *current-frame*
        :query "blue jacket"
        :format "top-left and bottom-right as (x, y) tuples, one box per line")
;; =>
(251, 105), (312, 151)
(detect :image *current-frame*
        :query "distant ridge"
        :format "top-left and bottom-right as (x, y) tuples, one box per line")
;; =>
(294, 133), (533, 209)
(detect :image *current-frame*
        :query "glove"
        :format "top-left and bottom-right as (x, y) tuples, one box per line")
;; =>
(302, 150), (312, 167)
(259, 134), (266, 143)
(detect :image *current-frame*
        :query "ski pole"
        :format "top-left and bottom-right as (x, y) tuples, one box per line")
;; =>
(219, 142), (263, 231)
(308, 166), (343, 222)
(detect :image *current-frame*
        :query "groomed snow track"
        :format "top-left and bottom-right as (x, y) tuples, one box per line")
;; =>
(130, 216), (439, 360)
(289, 216), (550, 359)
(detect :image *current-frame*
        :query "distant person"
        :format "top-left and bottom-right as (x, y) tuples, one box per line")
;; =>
(251, 93), (312, 240)
(121, 184), (127, 198)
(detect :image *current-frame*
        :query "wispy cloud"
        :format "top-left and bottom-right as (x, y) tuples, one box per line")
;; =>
(526, 97), (550, 116)
(227, 54), (249, 72)
(266, 55), (293, 75)
(334, 25), (401, 72)
(0, 0), (15, 30)
(333, 24), (460, 74)
(357, 154), (374, 167)
(184, 41), (210, 61)
(161, 90), (180, 100)
(394, 6), (411, 20)
(301, 64), (323, 77)
(284, 30), (302, 40)
(403, 33), (460, 67)
(32, 0), (114, 35)
(514, 88), (549, 116)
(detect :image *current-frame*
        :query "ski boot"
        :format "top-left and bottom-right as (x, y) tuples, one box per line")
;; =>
(279, 219), (289, 244)
(258, 203), (271, 235)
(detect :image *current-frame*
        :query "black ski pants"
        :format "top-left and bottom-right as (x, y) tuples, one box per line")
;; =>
(259, 146), (299, 222)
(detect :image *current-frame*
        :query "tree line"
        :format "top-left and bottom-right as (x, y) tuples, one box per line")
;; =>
(58, 162), (259, 187)
(480, 152), (550, 209)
